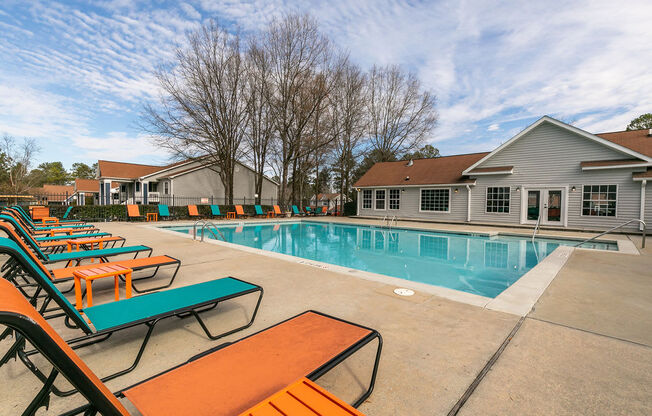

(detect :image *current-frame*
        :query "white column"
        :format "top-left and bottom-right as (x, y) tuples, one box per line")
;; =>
(640, 180), (647, 231)
(466, 185), (472, 222)
(356, 189), (360, 216)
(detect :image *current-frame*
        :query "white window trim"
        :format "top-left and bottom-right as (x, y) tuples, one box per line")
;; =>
(388, 188), (401, 210)
(419, 187), (451, 213)
(485, 186), (511, 214)
(374, 188), (387, 211)
(580, 184), (618, 218)
(417, 233), (450, 259)
(483, 240), (510, 269)
(362, 189), (373, 210)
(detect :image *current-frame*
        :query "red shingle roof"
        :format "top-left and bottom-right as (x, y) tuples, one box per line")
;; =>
(98, 160), (188, 180)
(354, 153), (488, 187)
(597, 129), (652, 158)
(74, 178), (99, 192)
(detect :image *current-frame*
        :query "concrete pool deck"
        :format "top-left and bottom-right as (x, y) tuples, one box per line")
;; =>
(1, 218), (650, 415)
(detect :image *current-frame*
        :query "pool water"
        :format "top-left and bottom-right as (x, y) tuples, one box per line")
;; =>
(164, 221), (617, 298)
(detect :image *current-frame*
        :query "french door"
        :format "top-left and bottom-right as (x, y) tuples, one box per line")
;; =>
(525, 188), (565, 226)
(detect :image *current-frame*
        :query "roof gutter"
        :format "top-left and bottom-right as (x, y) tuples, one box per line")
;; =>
(355, 182), (476, 189)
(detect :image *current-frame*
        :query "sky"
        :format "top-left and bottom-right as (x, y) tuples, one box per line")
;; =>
(1, 0), (651, 169)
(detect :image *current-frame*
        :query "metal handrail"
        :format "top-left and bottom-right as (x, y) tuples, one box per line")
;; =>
(574, 219), (646, 249)
(192, 220), (227, 242)
(532, 215), (541, 244)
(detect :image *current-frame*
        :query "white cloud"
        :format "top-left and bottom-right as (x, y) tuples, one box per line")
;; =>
(71, 132), (169, 162)
(487, 123), (499, 131)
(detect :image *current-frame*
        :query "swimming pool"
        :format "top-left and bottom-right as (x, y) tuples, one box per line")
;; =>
(163, 221), (617, 298)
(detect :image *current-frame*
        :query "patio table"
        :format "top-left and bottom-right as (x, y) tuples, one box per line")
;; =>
(73, 264), (132, 309)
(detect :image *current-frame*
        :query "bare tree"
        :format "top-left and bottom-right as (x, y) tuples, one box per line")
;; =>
(142, 21), (248, 204)
(243, 38), (275, 204)
(366, 64), (437, 161)
(0, 134), (40, 196)
(262, 14), (338, 204)
(329, 62), (368, 212)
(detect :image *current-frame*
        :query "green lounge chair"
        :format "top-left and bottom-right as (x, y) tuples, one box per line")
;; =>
(0, 217), (152, 267)
(210, 205), (223, 218)
(305, 206), (313, 215)
(0, 238), (263, 386)
(291, 205), (305, 216)
(13, 205), (83, 225)
(254, 205), (265, 217)
(158, 204), (172, 220)
(5, 208), (91, 231)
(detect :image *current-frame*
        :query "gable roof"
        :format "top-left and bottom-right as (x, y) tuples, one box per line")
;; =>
(462, 116), (651, 175)
(354, 153), (487, 187)
(74, 178), (99, 193)
(596, 129), (652, 158)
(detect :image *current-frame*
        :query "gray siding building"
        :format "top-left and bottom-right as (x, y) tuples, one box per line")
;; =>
(98, 159), (278, 205)
(355, 116), (651, 232)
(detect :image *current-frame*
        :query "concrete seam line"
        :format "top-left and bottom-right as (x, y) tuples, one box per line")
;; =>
(527, 316), (652, 349)
(446, 316), (526, 416)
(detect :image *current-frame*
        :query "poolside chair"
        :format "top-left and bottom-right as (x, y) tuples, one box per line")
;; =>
(35, 235), (126, 254)
(0, 277), (379, 416)
(127, 205), (143, 221)
(235, 205), (248, 218)
(14, 205), (84, 225)
(209, 204), (224, 218)
(305, 206), (313, 215)
(0, 219), (153, 267)
(273, 205), (283, 217)
(291, 205), (306, 216)
(316, 206), (328, 216)
(254, 205), (265, 217)
(158, 204), (172, 220)
(0, 212), (102, 240)
(188, 205), (200, 218)
(0, 239), (263, 387)
(5, 208), (92, 231)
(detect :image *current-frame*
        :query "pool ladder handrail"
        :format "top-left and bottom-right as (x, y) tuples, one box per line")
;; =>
(192, 220), (227, 242)
(574, 219), (646, 249)
(531, 215), (541, 244)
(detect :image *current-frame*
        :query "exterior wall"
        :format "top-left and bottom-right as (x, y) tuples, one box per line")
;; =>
(358, 186), (469, 222)
(644, 181), (651, 229)
(172, 165), (277, 200)
(469, 122), (645, 231)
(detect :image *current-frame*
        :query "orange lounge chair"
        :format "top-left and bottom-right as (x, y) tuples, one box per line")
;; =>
(188, 205), (200, 218)
(240, 377), (366, 416)
(235, 205), (248, 218)
(0, 278), (381, 416)
(273, 205), (283, 217)
(127, 205), (143, 221)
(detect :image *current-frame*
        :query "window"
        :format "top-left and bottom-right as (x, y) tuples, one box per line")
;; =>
(486, 187), (510, 213)
(135, 182), (141, 192)
(362, 190), (372, 209)
(582, 185), (617, 216)
(164, 182), (169, 195)
(420, 189), (450, 212)
(120, 185), (126, 192)
(389, 189), (400, 210)
(149, 182), (158, 192)
(419, 235), (448, 259)
(375, 189), (386, 210)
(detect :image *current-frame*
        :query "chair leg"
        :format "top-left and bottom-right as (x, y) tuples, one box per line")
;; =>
(191, 288), (263, 340)
(128, 261), (180, 293)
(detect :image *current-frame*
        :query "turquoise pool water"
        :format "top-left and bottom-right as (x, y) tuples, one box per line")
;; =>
(164, 221), (617, 298)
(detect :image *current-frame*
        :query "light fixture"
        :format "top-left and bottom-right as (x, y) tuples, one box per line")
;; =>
(571, 186), (576, 192)
(454, 188), (459, 193)
(404, 176), (410, 181)
(515, 186), (520, 192)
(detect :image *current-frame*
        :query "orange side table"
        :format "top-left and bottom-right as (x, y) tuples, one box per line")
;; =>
(226, 211), (236, 219)
(266, 211), (275, 218)
(66, 237), (109, 252)
(39, 217), (59, 224)
(73, 265), (132, 309)
(146, 212), (158, 222)
(239, 377), (365, 416)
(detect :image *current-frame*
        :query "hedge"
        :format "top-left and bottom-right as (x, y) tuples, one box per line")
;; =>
(45, 204), (279, 222)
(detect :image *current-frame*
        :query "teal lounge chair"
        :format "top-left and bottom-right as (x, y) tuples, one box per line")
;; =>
(6, 208), (91, 231)
(0, 216), (152, 267)
(158, 204), (172, 220)
(305, 206), (313, 215)
(210, 205), (223, 218)
(254, 205), (265, 217)
(292, 205), (305, 216)
(62, 206), (74, 220)
(13, 205), (83, 224)
(0, 238), (263, 384)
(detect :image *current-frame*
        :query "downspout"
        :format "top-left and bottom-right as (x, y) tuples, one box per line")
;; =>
(466, 185), (472, 222)
(641, 180), (647, 231)
(357, 189), (360, 216)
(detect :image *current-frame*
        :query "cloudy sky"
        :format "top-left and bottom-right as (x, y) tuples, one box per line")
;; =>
(1, 0), (651, 168)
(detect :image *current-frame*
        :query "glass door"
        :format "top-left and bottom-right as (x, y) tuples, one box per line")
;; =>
(546, 190), (562, 223)
(527, 190), (540, 221)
